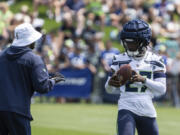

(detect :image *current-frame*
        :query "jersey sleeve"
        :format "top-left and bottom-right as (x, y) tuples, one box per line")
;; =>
(110, 53), (131, 73)
(150, 55), (166, 81)
(110, 55), (120, 73)
(151, 56), (166, 73)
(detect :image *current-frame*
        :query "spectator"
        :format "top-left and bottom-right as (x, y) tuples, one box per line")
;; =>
(100, 40), (120, 102)
(33, 0), (54, 18)
(85, 43), (102, 103)
(101, 40), (120, 73)
(0, 2), (13, 25)
(169, 52), (180, 107)
(18, 5), (32, 23)
(57, 12), (76, 55)
(0, 15), (8, 50)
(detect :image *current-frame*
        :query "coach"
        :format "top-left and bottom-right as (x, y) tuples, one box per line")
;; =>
(0, 23), (64, 135)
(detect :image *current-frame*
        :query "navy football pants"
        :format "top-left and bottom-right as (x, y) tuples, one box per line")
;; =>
(117, 110), (159, 135)
(0, 111), (31, 135)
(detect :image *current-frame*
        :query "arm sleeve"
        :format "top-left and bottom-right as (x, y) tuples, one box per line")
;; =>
(31, 56), (55, 94)
(145, 77), (166, 97)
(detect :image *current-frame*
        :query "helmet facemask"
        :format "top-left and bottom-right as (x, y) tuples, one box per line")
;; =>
(122, 38), (147, 58)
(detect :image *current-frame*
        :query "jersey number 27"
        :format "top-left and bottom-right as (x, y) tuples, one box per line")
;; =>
(125, 71), (151, 92)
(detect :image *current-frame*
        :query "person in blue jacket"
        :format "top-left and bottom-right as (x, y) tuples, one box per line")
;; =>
(0, 23), (65, 135)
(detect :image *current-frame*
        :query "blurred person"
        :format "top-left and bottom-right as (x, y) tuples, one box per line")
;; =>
(169, 52), (180, 107)
(6, 12), (25, 47)
(65, 0), (85, 12)
(100, 40), (120, 102)
(124, 0), (144, 20)
(41, 45), (56, 72)
(64, 0), (86, 35)
(53, 39), (73, 104)
(105, 19), (166, 135)
(0, 15), (9, 50)
(8, 7), (29, 34)
(33, 0), (54, 18)
(7, 0), (15, 5)
(69, 44), (86, 69)
(155, 44), (173, 72)
(0, 23), (65, 135)
(82, 15), (97, 43)
(0, 2), (13, 47)
(154, 0), (170, 17)
(163, 14), (180, 39)
(109, 0), (125, 26)
(19, 5), (32, 23)
(58, 12), (76, 56)
(85, 43), (100, 70)
(86, 0), (105, 26)
(170, 52), (180, 79)
(150, 16), (163, 43)
(101, 0), (111, 14)
(53, 0), (66, 22)
(64, 40), (96, 103)
(154, 44), (173, 102)
(85, 43), (101, 103)
(32, 17), (48, 53)
(147, 7), (159, 22)
(0, 2), (13, 25)
(68, 41), (96, 73)
(55, 39), (73, 70)
(164, 3), (176, 22)
(94, 32), (105, 52)
(174, 0), (180, 15)
(161, 36), (180, 59)
(55, 51), (70, 70)
(101, 40), (120, 73)
(63, 39), (75, 57)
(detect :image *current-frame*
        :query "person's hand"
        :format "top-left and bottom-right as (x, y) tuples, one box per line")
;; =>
(50, 72), (65, 84)
(108, 74), (123, 87)
(130, 71), (146, 83)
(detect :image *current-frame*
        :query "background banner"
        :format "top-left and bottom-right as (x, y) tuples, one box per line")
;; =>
(39, 68), (93, 98)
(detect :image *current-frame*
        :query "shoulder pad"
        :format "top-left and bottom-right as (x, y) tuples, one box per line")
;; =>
(112, 53), (130, 62)
(111, 53), (131, 71)
(146, 51), (161, 61)
(145, 52), (166, 72)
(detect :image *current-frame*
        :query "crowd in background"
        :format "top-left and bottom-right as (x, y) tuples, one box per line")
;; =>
(1, 0), (180, 106)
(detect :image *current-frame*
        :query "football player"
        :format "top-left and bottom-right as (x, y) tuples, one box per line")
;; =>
(105, 19), (166, 135)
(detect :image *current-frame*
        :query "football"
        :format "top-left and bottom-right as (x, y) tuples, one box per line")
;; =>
(116, 64), (132, 85)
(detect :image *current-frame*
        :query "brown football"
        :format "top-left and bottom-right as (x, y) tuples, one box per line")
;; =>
(116, 64), (132, 85)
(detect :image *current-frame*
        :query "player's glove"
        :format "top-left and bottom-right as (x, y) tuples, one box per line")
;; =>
(50, 72), (65, 84)
(108, 74), (123, 87)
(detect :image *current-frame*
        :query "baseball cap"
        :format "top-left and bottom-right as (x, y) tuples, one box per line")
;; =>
(12, 23), (42, 47)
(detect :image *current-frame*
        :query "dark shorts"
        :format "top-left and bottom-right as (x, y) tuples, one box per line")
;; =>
(117, 109), (159, 135)
(0, 111), (31, 135)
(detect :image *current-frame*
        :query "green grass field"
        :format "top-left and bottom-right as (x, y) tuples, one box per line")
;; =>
(31, 103), (180, 135)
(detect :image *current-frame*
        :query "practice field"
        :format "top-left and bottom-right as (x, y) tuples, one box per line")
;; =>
(31, 103), (180, 135)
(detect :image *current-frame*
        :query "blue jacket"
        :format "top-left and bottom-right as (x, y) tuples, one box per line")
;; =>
(0, 46), (54, 120)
